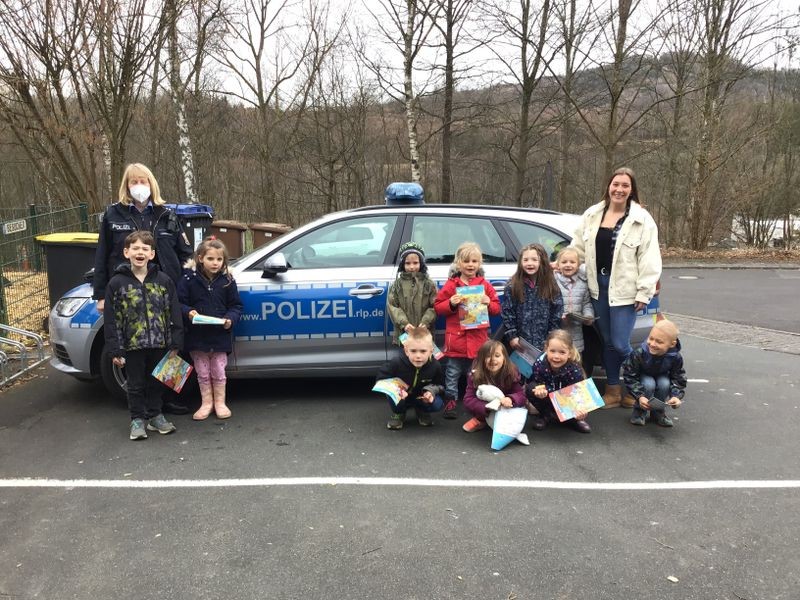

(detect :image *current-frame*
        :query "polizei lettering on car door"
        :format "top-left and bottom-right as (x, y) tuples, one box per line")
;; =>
(262, 299), (370, 320)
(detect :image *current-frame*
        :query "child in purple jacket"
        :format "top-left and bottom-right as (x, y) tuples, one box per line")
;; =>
(462, 340), (527, 433)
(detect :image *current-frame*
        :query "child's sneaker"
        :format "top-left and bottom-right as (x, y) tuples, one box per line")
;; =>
(630, 414), (646, 426)
(417, 411), (433, 427)
(462, 417), (486, 432)
(146, 414), (177, 435)
(443, 399), (457, 419)
(387, 412), (406, 430)
(129, 418), (147, 440)
(655, 413), (674, 427)
(630, 407), (647, 426)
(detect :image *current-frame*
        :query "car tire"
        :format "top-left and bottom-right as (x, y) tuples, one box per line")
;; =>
(100, 350), (128, 403)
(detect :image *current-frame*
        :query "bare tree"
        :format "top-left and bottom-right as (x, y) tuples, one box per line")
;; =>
(360, 0), (443, 184)
(0, 0), (160, 210)
(430, 0), (479, 203)
(552, 0), (595, 211)
(213, 0), (338, 220)
(686, 0), (790, 249)
(163, 0), (226, 204)
(478, 0), (560, 206)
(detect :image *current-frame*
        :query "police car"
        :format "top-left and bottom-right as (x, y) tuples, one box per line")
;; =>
(49, 187), (659, 400)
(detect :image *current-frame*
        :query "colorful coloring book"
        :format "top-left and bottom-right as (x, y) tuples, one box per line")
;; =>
(549, 378), (605, 422)
(152, 352), (193, 393)
(372, 377), (409, 406)
(509, 337), (542, 379)
(398, 332), (444, 360)
(456, 285), (489, 330)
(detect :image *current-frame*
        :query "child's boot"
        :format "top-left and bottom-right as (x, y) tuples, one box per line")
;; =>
(602, 384), (622, 409)
(193, 382), (214, 420)
(212, 382), (231, 419)
(621, 388), (637, 408)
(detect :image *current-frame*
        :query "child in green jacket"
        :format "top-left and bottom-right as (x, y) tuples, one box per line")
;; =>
(387, 242), (438, 346)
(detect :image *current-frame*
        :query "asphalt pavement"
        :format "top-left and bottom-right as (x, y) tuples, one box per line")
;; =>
(660, 264), (800, 335)
(1, 329), (799, 599)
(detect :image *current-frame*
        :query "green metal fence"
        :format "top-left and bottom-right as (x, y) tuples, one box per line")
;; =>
(0, 204), (100, 332)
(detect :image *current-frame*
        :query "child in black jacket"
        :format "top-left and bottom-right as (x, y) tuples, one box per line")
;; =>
(375, 328), (444, 430)
(104, 231), (183, 440)
(622, 319), (687, 427)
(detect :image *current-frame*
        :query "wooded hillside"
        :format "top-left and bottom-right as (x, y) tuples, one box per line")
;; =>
(0, 0), (798, 248)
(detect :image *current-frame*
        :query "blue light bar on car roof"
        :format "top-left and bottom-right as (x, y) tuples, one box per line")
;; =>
(384, 182), (424, 205)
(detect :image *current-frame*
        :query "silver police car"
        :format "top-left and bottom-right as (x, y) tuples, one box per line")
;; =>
(48, 199), (660, 399)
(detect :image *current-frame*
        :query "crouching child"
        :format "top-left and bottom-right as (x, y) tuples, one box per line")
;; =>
(375, 327), (444, 429)
(622, 319), (687, 427)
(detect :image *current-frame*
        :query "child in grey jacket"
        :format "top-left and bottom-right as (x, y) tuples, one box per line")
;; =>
(554, 247), (594, 355)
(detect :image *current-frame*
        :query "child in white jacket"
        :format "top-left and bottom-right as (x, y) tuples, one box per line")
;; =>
(554, 247), (594, 354)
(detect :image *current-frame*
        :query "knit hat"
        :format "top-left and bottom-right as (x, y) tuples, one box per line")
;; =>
(397, 241), (427, 272)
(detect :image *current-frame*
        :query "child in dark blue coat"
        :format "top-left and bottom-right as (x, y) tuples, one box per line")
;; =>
(178, 237), (243, 420)
(622, 319), (686, 427)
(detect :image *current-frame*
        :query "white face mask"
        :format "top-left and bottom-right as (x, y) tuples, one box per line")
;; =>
(129, 184), (151, 204)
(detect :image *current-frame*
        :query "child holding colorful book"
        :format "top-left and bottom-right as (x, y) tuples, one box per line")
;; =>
(434, 242), (501, 419)
(374, 327), (444, 429)
(526, 329), (592, 433)
(104, 231), (183, 440)
(178, 237), (242, 420)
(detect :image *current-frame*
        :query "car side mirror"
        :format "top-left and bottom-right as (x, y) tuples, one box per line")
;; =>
(262, 252), (288, 278)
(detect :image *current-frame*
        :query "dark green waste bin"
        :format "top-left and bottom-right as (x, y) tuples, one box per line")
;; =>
(35, 232), (99, 308)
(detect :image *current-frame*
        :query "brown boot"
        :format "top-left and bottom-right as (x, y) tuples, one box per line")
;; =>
(212, 382), (231, 419)
(621, 390), (637, 408)
(192, 383), (214, 420)
(602, 384), (622, 409)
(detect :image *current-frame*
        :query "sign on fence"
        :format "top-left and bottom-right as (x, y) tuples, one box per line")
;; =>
(2, 219), (27, 235)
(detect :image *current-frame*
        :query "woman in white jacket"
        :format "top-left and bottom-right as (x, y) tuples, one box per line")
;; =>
(571, 167), (662, 408)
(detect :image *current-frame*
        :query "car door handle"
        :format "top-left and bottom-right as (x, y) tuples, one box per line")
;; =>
(348, 286), (384, 297)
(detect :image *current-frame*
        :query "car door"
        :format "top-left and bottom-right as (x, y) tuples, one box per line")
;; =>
(231, 214), (402, 375)
(403, 214), (515, 331)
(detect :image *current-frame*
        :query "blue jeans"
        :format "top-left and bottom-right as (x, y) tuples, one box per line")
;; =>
(390, 394), (444, 415)
(592, 273), (636, 386)
(444, 357), (473, 402)
(633, 374), (670, 416)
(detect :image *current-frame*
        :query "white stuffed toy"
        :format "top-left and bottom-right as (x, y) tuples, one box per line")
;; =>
(477, 384), (530, 449)
(476, 384), (505, 411)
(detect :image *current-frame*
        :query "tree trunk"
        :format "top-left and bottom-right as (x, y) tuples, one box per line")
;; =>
(404, 1), (421, 183)
(168, 0), (199, 204)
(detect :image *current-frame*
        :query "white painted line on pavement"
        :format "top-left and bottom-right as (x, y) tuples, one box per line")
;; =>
(1, 478), (799, 490)
(687, 378), (709, 383)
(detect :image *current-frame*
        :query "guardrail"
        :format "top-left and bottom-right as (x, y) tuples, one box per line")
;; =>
(0, 323), (49, 388)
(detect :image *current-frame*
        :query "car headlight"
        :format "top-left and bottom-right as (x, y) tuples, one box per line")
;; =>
(55, 297), (88, 317)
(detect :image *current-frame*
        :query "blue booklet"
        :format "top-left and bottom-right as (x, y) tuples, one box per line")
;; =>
(509, 337), (541, 379)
